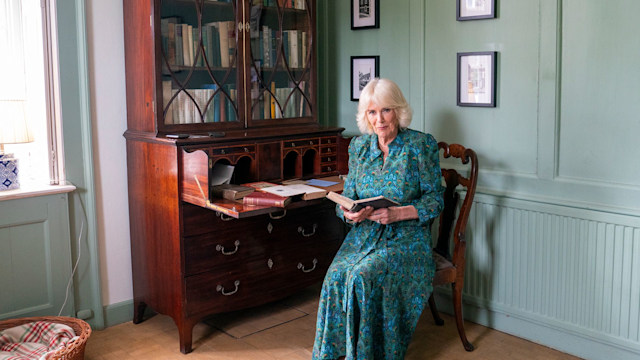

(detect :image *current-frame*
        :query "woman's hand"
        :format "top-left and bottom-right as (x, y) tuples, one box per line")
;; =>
(341, 205), (374, 223)
(367, 206), (418, 225)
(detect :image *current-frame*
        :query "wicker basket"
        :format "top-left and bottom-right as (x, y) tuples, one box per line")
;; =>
(0, 316), (91, 360)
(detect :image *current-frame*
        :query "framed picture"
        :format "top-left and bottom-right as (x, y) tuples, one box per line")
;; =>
(351, 56), (379, 101)
(457, 51), (497, 107)
(457, 0), (495, 21)
(352, 0), (379, 30)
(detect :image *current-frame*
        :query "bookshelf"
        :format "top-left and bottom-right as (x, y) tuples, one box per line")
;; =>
(154, 0), (316, 130)
(123, 0), (349, 353)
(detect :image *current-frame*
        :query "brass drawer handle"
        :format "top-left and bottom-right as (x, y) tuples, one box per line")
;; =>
(297, 223), (317, 237)
(216, 240), (240, 255)
(216, 280), (240, 296)
(269, 210), (287, 219)
(297, 258), (317, 273)
(216, 212), (234, 221)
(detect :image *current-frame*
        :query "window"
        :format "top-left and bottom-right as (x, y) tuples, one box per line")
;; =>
(0, 0), (62, 188)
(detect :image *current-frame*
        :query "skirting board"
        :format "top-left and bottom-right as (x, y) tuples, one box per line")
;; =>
(432, 291), (640, 360)
(103, 300), (134, 329)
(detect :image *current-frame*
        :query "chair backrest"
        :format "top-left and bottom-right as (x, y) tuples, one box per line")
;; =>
(434, 142), (478, 267)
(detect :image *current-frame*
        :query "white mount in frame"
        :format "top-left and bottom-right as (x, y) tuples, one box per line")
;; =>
(457, 0), (496, 21)
(457, 51), (497, 107)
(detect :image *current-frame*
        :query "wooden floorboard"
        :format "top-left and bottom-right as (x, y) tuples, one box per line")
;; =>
(86, 286), (582, 359)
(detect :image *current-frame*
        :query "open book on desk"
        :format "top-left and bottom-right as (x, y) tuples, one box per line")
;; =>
(326, 191), (400, 212)
(260, 184), (327, 200)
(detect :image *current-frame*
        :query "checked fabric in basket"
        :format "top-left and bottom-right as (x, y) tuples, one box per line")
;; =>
(0, 321), (78, 360)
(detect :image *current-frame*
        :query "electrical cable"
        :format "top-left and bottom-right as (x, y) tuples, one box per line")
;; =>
(58, 219), (83, 316)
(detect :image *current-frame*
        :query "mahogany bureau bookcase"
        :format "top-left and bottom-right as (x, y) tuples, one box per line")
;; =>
(122, 0), (350, 353)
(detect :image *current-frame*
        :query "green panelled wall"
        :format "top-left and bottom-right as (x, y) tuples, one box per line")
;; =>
(318, 0), (640, 359)
(318, 0), (425, 135)
(0, 195), (74, 318)
(56, 0), (103, 328)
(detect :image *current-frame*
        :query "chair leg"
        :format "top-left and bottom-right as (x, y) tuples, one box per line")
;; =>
(452, 283), (474, 351)
(427, 294), (444, 326)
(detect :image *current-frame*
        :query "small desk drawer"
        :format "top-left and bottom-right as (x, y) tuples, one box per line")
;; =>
(321, 155), (336, 163)
(321, 165), (336, 173)
(320, 146), (336, 155)
(211, 145), (255, 156)
(284, 138), (318, 148)
(320, 137), (336, 145)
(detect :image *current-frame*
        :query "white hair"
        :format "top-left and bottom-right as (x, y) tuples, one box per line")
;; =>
(355, 78), (413, 134)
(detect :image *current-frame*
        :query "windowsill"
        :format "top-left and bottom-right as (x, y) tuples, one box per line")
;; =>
(0, 183), (76, 202)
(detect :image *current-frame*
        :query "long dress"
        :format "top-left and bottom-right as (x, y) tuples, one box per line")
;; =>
(312, 129), (444, 360)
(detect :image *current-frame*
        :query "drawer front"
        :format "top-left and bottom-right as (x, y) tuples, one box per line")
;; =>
(320, 137), (336, 145)
(185, 237), (340, 316)
(211, 145), (255, 156)
(320, 146), (337, 155)
(184, 220), (272, 276)
(321, 155), (336, 163)
(321, 164), (336, 173)
(284, 138), (319, 148)
(183, 202), (342, 275)
(266, 203), (343, 247)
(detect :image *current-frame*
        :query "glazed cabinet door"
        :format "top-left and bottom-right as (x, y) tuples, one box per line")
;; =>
(154, 0), (316, 133)
(158, 0), (244, 132)
(245, 0), (316, 127)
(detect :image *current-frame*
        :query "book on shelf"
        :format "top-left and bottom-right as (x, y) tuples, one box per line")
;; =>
(162, 81), (173, 124)
(243, 191), (291, 207)
(270, 82), (276, 118)
(326, 191), (400, 212)
(261, 184), (327, 200)
(289, 30), (298, 68)
(211, 184), (254, 200)
(182, 24), (191, 66)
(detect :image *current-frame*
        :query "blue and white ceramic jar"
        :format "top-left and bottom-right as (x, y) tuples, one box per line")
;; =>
(0, 153), (19, 190)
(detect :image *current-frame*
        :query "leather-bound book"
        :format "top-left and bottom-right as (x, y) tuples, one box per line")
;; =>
(211, 184), (254, 200)
(242, 191), (291, 208)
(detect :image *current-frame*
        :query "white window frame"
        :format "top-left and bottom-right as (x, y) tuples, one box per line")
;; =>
(0, 0), (73, 201)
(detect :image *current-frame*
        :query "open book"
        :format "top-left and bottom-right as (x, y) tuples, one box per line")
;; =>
(326, 191), (400, 212)
(260, 184), (327, 200)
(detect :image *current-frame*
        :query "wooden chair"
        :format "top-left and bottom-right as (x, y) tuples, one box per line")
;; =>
(428, 142), (478, 352)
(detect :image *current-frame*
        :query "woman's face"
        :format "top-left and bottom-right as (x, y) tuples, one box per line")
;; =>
(366, 102), (398, 141)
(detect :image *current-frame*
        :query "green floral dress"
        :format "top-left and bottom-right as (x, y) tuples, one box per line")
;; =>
(312, 129), (444, 360)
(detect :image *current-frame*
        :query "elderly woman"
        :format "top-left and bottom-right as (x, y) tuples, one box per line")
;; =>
(312, 78), (444, 360)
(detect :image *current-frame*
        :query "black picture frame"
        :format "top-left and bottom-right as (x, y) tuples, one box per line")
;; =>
(457, 0), (496, 21)
(457, 51), (497, 107)
(351, 0), (379, 30)
(351, 56), (380, 101)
